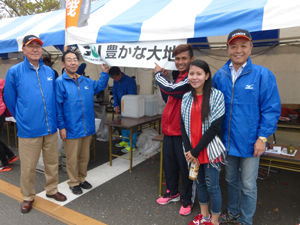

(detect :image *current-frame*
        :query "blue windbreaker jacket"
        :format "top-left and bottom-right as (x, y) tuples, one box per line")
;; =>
(4, 57), (57, 138)
(213, 58), (281, 157)
(108, 73), (137, 108)
(55, 72), (108, 139)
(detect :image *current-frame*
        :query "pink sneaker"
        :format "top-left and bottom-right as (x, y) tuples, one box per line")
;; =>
(156, 191), (180, 205)
(179, 204), (192, 216)
(8, 155), (18, 164)
(0, 165), (12, 172)
(188, 214), (211, 225)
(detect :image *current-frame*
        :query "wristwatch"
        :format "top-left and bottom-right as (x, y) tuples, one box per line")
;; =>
(258, 136), (267, 143)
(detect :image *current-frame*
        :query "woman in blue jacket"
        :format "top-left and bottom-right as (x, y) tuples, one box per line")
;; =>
(56, 50), (109, 195)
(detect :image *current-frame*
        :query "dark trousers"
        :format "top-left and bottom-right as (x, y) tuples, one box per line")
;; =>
(163, 135), (193, 205)
(0, 114), (14, 166)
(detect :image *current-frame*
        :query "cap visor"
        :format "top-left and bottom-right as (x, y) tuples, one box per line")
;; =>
(25, 38), (44, 46)
(228, 35), (251, 44)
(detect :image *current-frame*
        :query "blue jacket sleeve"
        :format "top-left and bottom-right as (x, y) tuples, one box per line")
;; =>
(3, 68), (17, 117)
(258, 70), (281, 137)
(93, 72), (109, 94)
(155, 71), (189, 99)
(55, 79), (65, 130)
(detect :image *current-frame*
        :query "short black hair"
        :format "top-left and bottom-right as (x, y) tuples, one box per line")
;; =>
(62, 50), (80, 62)
(108, 66), (121, 77)
(173, 44), (193, 58)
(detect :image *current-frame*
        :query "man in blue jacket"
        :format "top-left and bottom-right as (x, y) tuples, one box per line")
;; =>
(107, 66), (137, 153)
(213, 29), (281, 225)
(4, 35), (67, 214)
(56, 50), (108, 195)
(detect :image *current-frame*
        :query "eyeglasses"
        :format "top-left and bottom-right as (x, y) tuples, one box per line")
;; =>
(65, 58), (79, 63)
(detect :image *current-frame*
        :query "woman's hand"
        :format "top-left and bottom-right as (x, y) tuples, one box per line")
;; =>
(185, 151), (198, 165)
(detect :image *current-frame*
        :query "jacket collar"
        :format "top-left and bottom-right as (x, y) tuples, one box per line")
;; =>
(62, 71), (82, 81)
(23, 56), (44, 70)
(222, 57), (252, 76)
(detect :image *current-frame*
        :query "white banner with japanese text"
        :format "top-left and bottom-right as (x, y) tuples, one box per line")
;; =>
(78, 39), (187, 70)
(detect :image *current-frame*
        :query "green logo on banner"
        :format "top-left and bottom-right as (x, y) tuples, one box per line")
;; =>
(91, 46), (99, 58)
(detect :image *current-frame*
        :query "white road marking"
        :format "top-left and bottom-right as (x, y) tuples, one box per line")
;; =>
(37, 150), (159, 206)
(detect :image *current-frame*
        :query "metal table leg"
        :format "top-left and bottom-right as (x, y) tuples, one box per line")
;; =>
(129, 128), (133, 172)
(109, 126), (112, 166)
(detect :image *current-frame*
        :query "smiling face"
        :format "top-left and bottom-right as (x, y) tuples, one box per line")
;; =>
(174, 50), (193, 73)
(188, 65), (209, 94)
(227, 37), (252, 70)
(62, 52), (79, 76)
(22, 41), (42, 65)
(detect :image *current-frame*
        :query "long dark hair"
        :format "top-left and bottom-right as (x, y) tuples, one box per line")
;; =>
(189, 59), (212, 120)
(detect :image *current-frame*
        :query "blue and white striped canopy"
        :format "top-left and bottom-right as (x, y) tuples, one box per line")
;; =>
(1, 0), (300, 54)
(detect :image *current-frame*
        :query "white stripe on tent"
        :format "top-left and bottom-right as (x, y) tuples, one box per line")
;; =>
(95, 0), (173, 42)
(23, 11), (65, 41)
(139, 0), (212, 41)
(66, 0), (139, 45)
(0, 13), (49, 40)
(27, 11), (64, 34)
(2, 0), (300, 53)
(263, 0), (300, 30)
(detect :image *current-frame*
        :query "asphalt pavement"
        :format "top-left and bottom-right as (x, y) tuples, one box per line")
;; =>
(0, 131), (299, 225)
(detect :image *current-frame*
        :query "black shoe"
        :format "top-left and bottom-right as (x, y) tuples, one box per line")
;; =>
(79, 181), (92, 189)
(70, 185), (82, 195)
(219, 211), (240, 225)
(219, 210), (239, 224)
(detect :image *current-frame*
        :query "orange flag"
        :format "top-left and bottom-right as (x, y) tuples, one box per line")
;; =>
(66, 0), (91, 28)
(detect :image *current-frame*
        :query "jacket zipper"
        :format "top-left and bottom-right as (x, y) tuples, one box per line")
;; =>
(222, 69), (250, 151)
(74, 79), (87, 135)
(36, 69), (50, 134)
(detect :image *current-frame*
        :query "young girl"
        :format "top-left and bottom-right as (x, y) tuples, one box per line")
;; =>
(181, 60), (225, 225)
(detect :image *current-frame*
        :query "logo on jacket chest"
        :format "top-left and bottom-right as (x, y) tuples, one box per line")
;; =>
(245, 84), (254, 90)
(84, 86), (89, 90)
(47, 77), (53, 81)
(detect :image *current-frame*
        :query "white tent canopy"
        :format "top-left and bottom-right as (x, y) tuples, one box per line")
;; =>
(1, 0), (300, 54)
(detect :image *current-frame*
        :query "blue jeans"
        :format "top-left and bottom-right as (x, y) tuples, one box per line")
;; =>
(197, 163), (222, 214)
(121, 129), (137, 148)
(225, 155), (260, 225)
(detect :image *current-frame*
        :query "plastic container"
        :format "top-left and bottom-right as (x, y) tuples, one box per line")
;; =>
(143, 95), (159, 116)
(121, 95), (145, 118)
